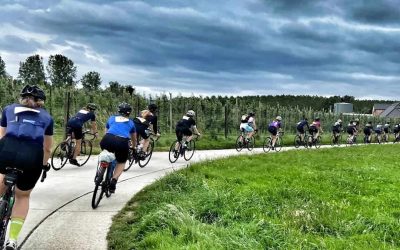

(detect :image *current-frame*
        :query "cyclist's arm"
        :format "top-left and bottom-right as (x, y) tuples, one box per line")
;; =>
(130, 132), (137, 147)
(192, 125), (200, 135)
(91, 121), (97, 134)
(43, 135), (53, 165)
(0, 126), (5, 139)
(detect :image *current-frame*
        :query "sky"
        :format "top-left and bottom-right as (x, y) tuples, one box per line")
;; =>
(1, 0), (400, 100)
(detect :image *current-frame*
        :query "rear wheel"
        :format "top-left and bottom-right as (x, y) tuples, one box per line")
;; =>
(0, 200), (8, 248)
(139, 139), (154, 168)
(168, 141), (180, 163)
(294, 135), (301, 148)
(91, 166), (106, 209)
(330, 135), (336, 146)
(235, 135), (244, 152)
(247, 136), (255, 151)
(184, 140), (196, 161)
(275, 137), (283, 152)
(315, 136), (321, 149)
(77, 140), (92, 166)
(51, 142), (69, 171)
(124, 148), (136, 171)
(262, 137), (272, 153)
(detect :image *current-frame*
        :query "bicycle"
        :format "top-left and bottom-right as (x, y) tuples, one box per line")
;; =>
(330, 132), (342, 146)
(382, 132), (389, 143)
(346, 134), (357, 146)
(306, 133), (321, 148)
(363, 134), (372, 144)
(168, 134), (199, 163)
(294, 132), (308, 148)
(91, 152), (116, 209)
(235, 129), (256, 152)
(51, 130), (96, 170)
(393, 132), (400, 143)
(263, 131), (284, 153)
(374, 133), (382, 144)
(0, 166), (48, 247)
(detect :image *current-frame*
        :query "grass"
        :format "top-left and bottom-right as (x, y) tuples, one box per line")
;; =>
(108, 144), (400, 249)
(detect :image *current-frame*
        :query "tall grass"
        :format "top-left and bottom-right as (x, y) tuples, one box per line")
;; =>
(108, 144), (400, 249)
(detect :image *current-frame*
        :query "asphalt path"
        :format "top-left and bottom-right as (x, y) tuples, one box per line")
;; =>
(18, 144), (337, 249)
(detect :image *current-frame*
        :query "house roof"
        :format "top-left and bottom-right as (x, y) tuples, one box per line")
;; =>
(373, 103), (391, 110)
(379, 103), (400, 118)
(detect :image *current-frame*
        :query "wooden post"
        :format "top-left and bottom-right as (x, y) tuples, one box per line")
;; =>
(169, 92), (172, 134)
(224, 105), (228, 138)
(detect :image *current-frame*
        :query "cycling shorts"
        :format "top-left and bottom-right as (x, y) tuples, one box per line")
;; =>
(332, 126), (340, 133)
(363, 128), (372, 135)
(135, 123), (150, 140)
(308, 126), (318, 134)
(374, 129), (382, 134)
(100, 134), (130, 163)
(0, 136), (43, 191)
(268, 126), (278, 136)
(175, 126), (192, 142)
(394, 127), (400, 133)
(66, 121), (83, 140)
(347, 127), (355, 135)
(240, 123), (254, 133)
(296, 126), (305, 134)
(384, 128), (389, 133)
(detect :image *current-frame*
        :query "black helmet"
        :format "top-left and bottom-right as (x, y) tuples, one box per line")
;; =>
(148, 103), (158, 112)
(315, 117), (320, 121)
(248, 112), (255, 117)
(20, 85), (46, 101)
(86, 103), (97, 110)
(118, 102), (132, 115)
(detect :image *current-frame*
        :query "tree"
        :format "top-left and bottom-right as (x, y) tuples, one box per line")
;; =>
(81, 71), (102, 92)
(126, 85), (134, 96)
(108, 81), (123, 95)
(47, 54), (77, 87)
(18, 55), (46, 85)
(0, 56), (6, 78)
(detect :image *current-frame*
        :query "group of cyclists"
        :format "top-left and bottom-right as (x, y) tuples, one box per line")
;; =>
(0, 84), (201, 250)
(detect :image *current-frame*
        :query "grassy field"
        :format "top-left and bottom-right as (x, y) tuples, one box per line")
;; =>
(108, 144), (400, 249)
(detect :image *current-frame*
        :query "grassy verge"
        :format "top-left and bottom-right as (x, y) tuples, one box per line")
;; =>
(108, 144), (400, 249)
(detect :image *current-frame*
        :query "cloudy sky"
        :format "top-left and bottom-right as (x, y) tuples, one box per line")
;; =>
(1, 0), (400, 99)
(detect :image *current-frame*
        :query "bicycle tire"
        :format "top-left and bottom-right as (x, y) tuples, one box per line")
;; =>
(138, 139), (154, 168)
(91, 166), (106, 209)
(294, 135), (301, 148)
(262, 137), (272, 153)
(184, 140), (196, 161)
(51, 142), (69, 171)
(275, 137), (283, 152)
(330, 135), (336, 146)
(168, 141), (180, 163)
(77, 140), (92, 166)
(235, 135), (244, 152)
(315, 136), (321, 149)
(124, 148), (136, 172)
(247, 136), (255, 151)
(0, 200), (8, 248)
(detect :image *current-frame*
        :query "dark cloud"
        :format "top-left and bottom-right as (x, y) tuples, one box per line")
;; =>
(349, 0), (400, 25)
(0, 35), (42, 53)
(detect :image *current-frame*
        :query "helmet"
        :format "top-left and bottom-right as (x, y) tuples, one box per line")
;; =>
(20, 85), (46, 101)
(315, 117), (320, 121)
(337, 119), (342, 123)
(355, 118), (360, 122)
(186, 110), (195, 117)
(248, 112), (255, 117)
(148, 103), (158, 112)
(86, 103), (97, 110)
(118, 102), (132, 115)
(276, 116), (282, 121)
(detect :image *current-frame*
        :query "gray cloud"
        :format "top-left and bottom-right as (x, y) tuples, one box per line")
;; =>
(1, 0), (400, 99)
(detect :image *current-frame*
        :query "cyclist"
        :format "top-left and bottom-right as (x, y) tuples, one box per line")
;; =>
(296, 117), (309, 143)
(383, 121), (391, 142)
(66, 103), (98, 166)
(0, 85), (53, 250)
(147, 104), (161, 137)
(363, 121), (373, 143)
(239, 112), (256, 141)
(175, 110), (201, 153)
(268, 116), (282, 149)
(346, 120), (357, 143)
(393, 123), (400, 141)
(375, 123), (383, 142)
(332, 119), (342, 141)
(133, 109), (154, 158)
(308, 117), (323, 144)
(99, 103), (137, 193)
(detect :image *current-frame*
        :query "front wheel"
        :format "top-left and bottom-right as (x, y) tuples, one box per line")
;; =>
(168, 141), (180, 163)
(138, 139), (154, 168)
(235, 135), (244, 152)
(315, 136), (321, 149)
(77, 140), (92, 166)
(275, 137), (283, 152)
(51, 142), (69, 171)
(0, 200), (9, 248)
(262, 137), (272, 153)
(124, 148), (136, 172)
(184, 140), (196, 161)
(247, 136), (255, 151)
(294, 135), (301, 148)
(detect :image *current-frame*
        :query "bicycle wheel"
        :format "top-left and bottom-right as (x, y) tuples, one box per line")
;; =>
(315, 136), (321, 149)
(124, 148), (136, 172)
(247, 136), (255, 151)
(235, 135), (244, 152)
(51, 142), (69, 170)
(275, 137), (283, 152)
(169, 141), (180, 163)
(262, 137), (272, 153)
(0, 200), (8, 248)
(184, 140), (196, 161)
(330, 135), (336, 146)
(77, 139), (92, 166)
(294, 135), (301, 148)
(138, 139), (154, 168)
(91, 166), (106, 209)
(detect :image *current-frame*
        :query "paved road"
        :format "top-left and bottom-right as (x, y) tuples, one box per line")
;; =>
(19, 146), (277, 249)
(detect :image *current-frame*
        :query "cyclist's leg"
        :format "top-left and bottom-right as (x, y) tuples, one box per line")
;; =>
(72, 126), (83, 160)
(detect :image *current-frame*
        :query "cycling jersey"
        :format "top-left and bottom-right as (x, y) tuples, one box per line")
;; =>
(269, 121), (281, 128)
(147, 115), (158, 133)
(133, 116), (152, 139)
(68, 109), (96, 127)
(0, 103), (53, 144)
(297, 120), (308, 128)
(106, 115), (136, 139)
(177, 116), (196, 129)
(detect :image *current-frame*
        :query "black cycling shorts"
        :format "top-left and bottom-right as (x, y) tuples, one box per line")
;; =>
(384, 128), (389, 133)
(175, 126), (192, 142)
(0, 136), (43, 191)
(135, 123), (150, 140)
(66, 122), (83, 140)
(100, 134), (130, 163)
(296, 126), (305, 134)
(363, 128), (372, 135)
(268, 126), (278, 136)
(308, 126), (318, 134)
(394, 128), (400, 133)
(347, 127), (355, 135)
(375, 129), (382, 134)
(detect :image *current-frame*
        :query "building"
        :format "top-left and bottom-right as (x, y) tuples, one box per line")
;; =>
(372, 103), (391, 116)
(334, 103), (353, 114)
(379, 103), (400, 118)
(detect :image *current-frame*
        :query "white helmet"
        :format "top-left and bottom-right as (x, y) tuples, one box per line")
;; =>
(337, 119), (342, 123)
(276, 116), (282, 121)
(186, 110), (195, 117)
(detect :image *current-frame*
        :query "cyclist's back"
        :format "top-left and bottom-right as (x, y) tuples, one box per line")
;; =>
(296, 118), (308, 134)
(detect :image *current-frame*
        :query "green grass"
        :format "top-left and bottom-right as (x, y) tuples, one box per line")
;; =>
(108, 144), (400, 249)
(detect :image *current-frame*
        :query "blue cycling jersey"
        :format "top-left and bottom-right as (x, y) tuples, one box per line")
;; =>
(105, 115), (136, 139)
(68, 109), (96, 127)
(297, 120), (308, 128)
(1, 103), (54, 144)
